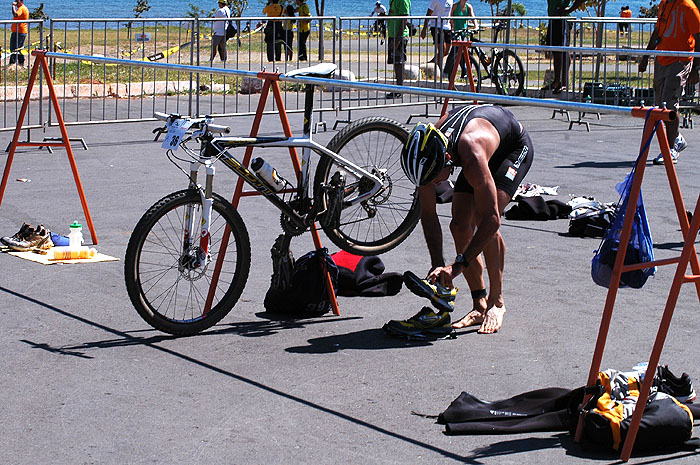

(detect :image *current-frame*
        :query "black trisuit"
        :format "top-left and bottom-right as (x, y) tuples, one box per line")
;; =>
(438, 104), (534, 197)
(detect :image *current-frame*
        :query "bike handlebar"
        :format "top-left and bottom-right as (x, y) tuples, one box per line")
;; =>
(153, 112), (231, 134)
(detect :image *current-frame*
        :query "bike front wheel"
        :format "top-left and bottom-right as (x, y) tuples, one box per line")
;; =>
(493, 49), (524, 96)
(124, 189), (251, 336)
(314, 116), (420, 256)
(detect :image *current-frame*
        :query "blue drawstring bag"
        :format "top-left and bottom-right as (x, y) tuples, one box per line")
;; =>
(591, 114), (656, 289)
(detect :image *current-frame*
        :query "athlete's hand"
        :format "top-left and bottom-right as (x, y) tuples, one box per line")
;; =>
(427, 265), (455, 289)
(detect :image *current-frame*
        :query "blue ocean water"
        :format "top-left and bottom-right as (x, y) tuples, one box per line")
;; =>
(30, 0), (653, 21)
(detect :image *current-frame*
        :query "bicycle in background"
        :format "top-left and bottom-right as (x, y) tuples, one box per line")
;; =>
(448, 22), (525, 96)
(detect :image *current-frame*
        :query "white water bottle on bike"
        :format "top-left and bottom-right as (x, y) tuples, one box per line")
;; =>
(251, 157), (288, 192)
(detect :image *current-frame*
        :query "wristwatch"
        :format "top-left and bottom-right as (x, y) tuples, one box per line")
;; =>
(454, 253), (468, 267)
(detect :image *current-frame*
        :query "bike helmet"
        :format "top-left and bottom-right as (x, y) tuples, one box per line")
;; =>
(401, 122), (449, 186)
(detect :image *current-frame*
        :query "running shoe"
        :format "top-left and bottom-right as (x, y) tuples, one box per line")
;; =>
(1, 222), (33, 247)
(2, 224), (53, 252)
(674, 134), (688, 153)
(654, 365), (697, 403)
(403, 271), (457, 312)
(653, 148), (679, 165)
(383, 307), (453, 338)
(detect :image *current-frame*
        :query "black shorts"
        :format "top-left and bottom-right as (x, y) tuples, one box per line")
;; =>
(430, 27), (453, 45)
(454, 130), (534, 198)
(387, 37), (407, 64)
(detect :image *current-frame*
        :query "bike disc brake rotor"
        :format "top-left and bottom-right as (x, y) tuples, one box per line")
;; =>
(178, 246), (209, 281)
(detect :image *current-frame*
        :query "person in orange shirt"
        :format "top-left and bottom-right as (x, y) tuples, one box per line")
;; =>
(618, 6), (632, 35)
(639, 0), (700, 165)
(10, 0), (29, 67)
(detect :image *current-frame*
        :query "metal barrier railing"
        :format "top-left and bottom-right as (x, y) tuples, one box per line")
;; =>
(42, 50), (641, 118)
(1, 15), (698, 132)
(1, 19), (45, 131)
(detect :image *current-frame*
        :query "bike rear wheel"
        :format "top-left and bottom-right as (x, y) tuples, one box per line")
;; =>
(493, 49), (524, 96)
(314, 116), (420, 256)
(468, 54), (482, 93)
(125, 189), (251, 336)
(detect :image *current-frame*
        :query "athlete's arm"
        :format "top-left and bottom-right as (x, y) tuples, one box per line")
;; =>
(418, 183), (446, 271)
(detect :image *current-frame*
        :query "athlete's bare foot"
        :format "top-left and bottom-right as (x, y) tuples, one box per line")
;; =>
(452, 310), (484, 329)
(478, 305), (506, 334)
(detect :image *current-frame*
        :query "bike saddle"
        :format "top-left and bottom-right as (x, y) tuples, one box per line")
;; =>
(283, 63), (337, 79)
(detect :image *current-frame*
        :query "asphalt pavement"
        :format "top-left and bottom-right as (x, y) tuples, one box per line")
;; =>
(1, 100), (700, 464)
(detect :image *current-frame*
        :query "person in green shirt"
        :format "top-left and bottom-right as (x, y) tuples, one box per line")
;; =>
(386, 0), (411, 99)
(543, 0), (586, 94)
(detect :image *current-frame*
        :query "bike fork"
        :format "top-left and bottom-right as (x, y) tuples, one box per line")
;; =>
(182, 160), (214, 269)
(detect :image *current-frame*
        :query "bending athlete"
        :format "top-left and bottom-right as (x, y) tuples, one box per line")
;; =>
(400, 104), (534, 334)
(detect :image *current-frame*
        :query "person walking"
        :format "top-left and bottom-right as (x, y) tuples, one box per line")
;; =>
(295, 0), (311, 61)
(385, 0), (410, 99)
(9, 0), (29, 67)
(639, 0), (700, 165)
(421, 0), (453, 66)
(388, 105), (534, 336)
(210, 0), (231, 63)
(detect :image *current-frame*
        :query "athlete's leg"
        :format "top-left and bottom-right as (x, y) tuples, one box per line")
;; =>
(479, 188), (512, 334)
(449, 191), (488, 329)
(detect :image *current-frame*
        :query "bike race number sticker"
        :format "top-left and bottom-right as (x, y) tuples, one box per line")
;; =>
(162, 118), (194, 151)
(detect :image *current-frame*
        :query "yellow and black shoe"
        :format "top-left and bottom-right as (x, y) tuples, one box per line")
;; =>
(403, 271), (457, 312)
(383, 307), (454, 339)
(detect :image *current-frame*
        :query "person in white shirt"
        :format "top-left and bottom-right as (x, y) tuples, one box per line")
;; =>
(210, 0), (231, 63)
(421, 0), (454, 65)
(371, 1), (388, 39)
(371, 1), (388, 16)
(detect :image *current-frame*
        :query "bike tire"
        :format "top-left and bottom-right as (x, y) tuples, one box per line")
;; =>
(314, 116), (420, 256)
(125, 189), (251, 336)
(468, 54), (482, 93)
(493, 49), (524, 96)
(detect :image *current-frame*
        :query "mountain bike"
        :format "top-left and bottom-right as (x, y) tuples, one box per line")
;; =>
(124, 64), (419, 336)
(449, 22), (525, 96)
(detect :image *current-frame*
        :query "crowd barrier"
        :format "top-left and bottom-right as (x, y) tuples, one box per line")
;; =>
(1, 15), (699, 132)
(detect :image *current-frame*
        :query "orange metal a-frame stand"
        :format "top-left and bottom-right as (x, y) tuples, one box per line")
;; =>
(205, 70), (340, 316)
(0, 50), (98, 244)
(574, 107), (700, 461)
(440, 40), (479, 117)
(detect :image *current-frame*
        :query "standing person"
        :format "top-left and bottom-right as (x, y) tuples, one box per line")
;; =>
(385, 0), (410, 99)
(640, 0), (700, 165)
(9, 0), (29, 67)
(421, 0), (454, 66)
(542, 0), (586, 94)
(448, 0), (477, 78)
(282, 4), (295, 61)
(295, 0), (311, 61)
(263, 0), (284, 62)
(618, 6), (632, 35)
(210, 0), (230, 63)
(387, 104), (534, 337)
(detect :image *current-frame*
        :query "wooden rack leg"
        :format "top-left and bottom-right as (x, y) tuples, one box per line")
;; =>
(620, 192), (700, 461)
(0, 50), (98, 244)
(205, 74), (339, 316)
